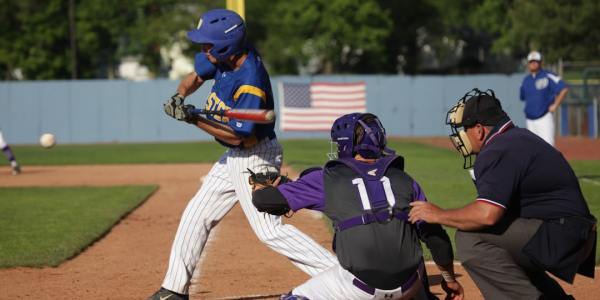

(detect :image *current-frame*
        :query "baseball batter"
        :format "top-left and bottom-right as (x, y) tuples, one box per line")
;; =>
(149, 9), (337, 300)
(252, 113), (464, 300)
(0, 130), (20, 175)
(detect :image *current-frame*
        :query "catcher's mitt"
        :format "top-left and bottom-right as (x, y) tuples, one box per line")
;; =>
(247, 168), (291, 191)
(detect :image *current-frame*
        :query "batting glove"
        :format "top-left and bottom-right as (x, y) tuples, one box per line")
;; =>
(164, 93), (185, 119)
(174, 104), (198, 124)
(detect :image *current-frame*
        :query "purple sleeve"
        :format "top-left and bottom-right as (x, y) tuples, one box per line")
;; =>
(412, 180), (428, 228)
(278, 170), (326, 212)
(412, 180), (427, 202)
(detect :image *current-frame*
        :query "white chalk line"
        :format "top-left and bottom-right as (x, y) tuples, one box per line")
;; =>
(581, 177), (600, 186)
(216, 294), (281, 300)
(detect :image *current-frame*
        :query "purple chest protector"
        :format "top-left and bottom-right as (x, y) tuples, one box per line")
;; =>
(328, 155), (409, 232)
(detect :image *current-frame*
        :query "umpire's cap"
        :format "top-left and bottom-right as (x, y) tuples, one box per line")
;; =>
(461, 90), (508, 127)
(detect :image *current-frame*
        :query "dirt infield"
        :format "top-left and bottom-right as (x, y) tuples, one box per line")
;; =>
(0, 163), (598, 299)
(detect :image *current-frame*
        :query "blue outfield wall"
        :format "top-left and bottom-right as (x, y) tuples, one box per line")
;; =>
(0, 75), (525, 144)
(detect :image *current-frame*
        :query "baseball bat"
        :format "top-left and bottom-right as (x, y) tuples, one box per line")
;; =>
(190, 108), (276, 124)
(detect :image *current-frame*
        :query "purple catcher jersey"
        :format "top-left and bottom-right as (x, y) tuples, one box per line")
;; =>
(277, 155), (454, 290)
(279, 158), (427, 212)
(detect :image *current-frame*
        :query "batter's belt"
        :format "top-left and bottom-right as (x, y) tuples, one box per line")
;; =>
(218, 132), (276, 149)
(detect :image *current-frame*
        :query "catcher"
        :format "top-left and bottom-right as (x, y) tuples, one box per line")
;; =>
(251, 113), (464, 300)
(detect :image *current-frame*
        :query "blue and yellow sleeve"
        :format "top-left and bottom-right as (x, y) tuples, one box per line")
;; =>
(228, 84), (267, 136)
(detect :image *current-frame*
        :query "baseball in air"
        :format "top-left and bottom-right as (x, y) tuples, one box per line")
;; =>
(40, 133), (56, 149)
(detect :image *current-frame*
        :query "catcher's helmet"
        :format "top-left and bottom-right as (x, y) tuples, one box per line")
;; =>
(330, 113), (387, 159)
(187, 9), (246, 61)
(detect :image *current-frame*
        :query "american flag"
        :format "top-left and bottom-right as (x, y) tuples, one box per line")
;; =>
(278, 81), (367, 131)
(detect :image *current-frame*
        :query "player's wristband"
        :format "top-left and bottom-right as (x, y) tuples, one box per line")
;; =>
(172, 93), (185, 105)
(441, 270), (456, 283)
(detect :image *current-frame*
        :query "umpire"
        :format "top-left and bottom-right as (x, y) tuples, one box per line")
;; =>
(409, 89), (597, 299)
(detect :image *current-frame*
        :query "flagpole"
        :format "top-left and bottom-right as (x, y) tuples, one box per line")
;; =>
(226, 0), (245, 20)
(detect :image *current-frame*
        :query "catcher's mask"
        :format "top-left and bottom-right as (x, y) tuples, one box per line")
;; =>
(447, 88), (507, 169)
(328, 113), (389, 160)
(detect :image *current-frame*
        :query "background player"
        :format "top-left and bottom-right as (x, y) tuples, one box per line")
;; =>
(252, 113), (464, 300)
(149, 9), (337, 300)
(0, 130), (20, 175)
(409, 89), (596, 299)
(519, 51), (569, 146)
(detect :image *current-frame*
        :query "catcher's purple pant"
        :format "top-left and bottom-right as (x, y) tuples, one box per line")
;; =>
(161, 138), (338, 294)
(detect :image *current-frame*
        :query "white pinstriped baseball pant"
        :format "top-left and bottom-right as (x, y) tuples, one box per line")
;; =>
(0, 130), (8, 148)
(292, 264), (427, 300)
(161, 138), (338, 294)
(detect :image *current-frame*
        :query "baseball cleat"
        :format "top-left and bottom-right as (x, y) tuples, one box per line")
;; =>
(11, 162), (20, 175)
(148, 288), (189, 300)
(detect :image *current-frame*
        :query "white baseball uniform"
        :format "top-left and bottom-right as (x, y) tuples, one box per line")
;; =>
(0, 130), (8, 149)
(160, 47), (337, 295)
(162, 139), (338, 294)
(0, 130), (20, 173)
(292, 264), (427, 300)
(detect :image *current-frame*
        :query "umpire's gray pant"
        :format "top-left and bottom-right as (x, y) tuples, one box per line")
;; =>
(456, 217), (569, 300)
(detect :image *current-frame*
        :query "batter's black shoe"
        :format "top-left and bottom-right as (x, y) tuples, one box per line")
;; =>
(148, 288), (189, 300)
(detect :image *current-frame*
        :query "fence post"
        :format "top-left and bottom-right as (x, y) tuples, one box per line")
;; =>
(593, 99), (598, 139)
(561, 103), (569, 136)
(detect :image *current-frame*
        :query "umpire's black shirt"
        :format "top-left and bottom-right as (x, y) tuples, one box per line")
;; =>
(473, 119), (593, 220)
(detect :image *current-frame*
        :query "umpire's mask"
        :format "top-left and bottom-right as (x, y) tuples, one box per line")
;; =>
(447, 88), (507, 169)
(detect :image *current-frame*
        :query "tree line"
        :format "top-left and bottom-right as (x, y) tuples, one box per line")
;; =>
(1, 0), (598, 80)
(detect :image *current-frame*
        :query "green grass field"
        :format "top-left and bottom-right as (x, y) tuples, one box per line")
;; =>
(283, 139), (600, 262)
(0, 185), (156, 268)
(6, 140), (600, 264)
(13, 142), (228, 165)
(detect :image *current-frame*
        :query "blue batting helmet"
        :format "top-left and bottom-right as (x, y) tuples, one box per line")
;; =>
(330, 113), (387, 159)
(187, 9), (246, 61)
